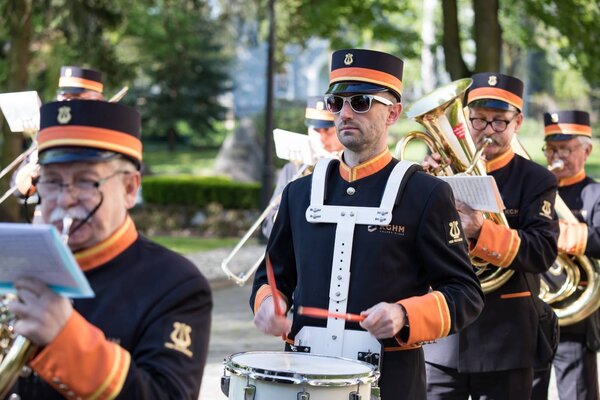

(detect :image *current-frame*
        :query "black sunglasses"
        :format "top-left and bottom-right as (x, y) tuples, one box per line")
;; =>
(324, 94), (394, 114)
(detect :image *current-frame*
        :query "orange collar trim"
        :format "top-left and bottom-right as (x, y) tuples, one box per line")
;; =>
(339, 150), (392, 182)
(75, 215), (138, 272)
(559, 169), (586, 187)
(486, 149), (515, 173)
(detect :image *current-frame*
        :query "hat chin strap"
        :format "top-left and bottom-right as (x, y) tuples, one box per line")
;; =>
(69, 192), (105, 236)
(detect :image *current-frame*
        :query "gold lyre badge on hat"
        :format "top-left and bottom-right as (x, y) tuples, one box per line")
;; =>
(316, 100), (325, 110)
(488, 75), (498, 86)
(551, 113), (559, 123)
(64, 67), (73, 77)
(165, 321), (194, 357)
(57, 106), (72, 124)
(344, 53), (354, 66)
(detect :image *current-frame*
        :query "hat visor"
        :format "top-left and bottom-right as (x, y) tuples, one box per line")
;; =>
(306, 119), (335, 128)
(57, 86), (90, 95)
(39, 147), (121, 165)
(468, 99), (519, 112)
(326, 82), (390, 95)
(544, 134), (584, 142)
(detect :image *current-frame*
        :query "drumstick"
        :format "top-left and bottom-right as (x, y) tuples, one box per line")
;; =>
(298, 306), (365, 323)
(265, 253), (283, 317)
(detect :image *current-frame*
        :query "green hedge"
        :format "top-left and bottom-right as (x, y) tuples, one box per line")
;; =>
(142, 175), (260, 209)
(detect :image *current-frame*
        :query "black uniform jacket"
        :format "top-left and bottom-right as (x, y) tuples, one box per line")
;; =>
(10, 216), (212, 400)
(425, 149), (560, 372)
(556, 172), (600, 341)
(250, 154), (484, 364)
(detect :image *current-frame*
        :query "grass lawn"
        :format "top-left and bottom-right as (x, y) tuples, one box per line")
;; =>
(143, 147), (219, 176)
(151, 236), (240, 255)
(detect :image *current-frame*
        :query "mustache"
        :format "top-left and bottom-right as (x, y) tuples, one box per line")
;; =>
(478, 135), (500, 147)
(49, 207), (89, 223)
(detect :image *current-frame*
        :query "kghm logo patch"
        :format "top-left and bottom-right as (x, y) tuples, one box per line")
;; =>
(447, 220), (464, 245)
(539, 200), (552, 220)
(165, 322), (193, 357)
(367, 224), (406, 235)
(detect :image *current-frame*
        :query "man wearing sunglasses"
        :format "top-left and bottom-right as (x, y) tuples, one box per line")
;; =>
(262, 96), (343, 238)
(6, 100), (212, 399)
(251, 48), (484, 398)
(532, 110), (600, 400)
(423, 73), (560, 399)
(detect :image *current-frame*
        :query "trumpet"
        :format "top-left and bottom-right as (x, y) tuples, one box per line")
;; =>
(395, 78), (514, 293)
(0, 217), (73, 396)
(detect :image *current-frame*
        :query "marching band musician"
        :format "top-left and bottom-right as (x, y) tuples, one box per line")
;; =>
(250, 48), (484, 399)
(532, 110), (600, 400)
(262, 96), (343, 238)
(6, 100), (212, 399)
(423, 73), (560, 399)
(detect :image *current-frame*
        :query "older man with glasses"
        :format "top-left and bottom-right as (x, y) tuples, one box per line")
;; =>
(6, 100), (212, 400)
(532, 110), (600, 400)
(423, 73), (560, 399)
(250, 48), (484, 399)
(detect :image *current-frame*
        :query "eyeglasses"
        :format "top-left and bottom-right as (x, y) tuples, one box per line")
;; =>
(469, 115), (517, 133)
(324, 94), (394, 114)
(36, 170), (130, 200)
(542, 144), (582, 158)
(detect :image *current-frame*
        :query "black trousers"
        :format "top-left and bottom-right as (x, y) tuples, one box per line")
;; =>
(532, 340), (599, 400)
(426, 362), (533, 400)
(379, 349), (426, 399)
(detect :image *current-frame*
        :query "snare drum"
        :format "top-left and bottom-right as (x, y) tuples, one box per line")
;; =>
(222, 351), (379, 400)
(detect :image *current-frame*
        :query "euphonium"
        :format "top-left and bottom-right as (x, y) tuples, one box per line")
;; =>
(512, 140), (600, 325)
(395, 78), (514, 293)
(0, 217), (73, 396)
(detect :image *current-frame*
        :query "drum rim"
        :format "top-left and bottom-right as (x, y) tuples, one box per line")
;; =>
(223, 351), (379, 387)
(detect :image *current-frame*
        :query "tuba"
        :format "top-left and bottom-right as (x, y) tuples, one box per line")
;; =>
(395, 78), (514, 293)
(511, 139), (600, 325)
(0, 217), (73, 396)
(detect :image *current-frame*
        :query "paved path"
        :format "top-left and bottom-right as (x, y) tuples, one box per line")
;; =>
(189, 246), (597, 399)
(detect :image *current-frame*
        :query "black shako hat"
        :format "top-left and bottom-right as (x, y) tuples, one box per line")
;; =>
(325, 49), (404, 101)
(467, 73), (524, 112)
(544, 110), (592, 141)
(38, 100), (142, 169)
(305, 96), (335, 128)
(57, 66), (104, 95)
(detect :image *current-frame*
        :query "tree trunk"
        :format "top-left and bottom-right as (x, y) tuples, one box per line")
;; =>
(0, 0), (32, 222)
(473, 0), (501, 72)
(441, 0), (470, 80)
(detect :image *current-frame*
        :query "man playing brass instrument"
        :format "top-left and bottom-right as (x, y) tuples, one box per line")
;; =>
(423, 73), (560, 399)
(5, 100), (212, 399)
(532, 110), (600, 400)
(251, 48), (484, 399)
(262, 96), (343, 238)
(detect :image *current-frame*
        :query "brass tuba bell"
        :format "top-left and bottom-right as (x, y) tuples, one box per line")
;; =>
(395, 78), (514, 293)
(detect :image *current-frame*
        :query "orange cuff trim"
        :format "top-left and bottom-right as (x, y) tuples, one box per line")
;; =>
(331, 67), (402, 94)
(468, 87), (523, 111)
(38, 126), (143, 162)
(75, 216), (138, 271)
(59, 76), (104, 93)
(470, 219), (521, 267)
(30, 311), (130, 400)
(338, 150), (392, 182)
(544, 123), (592, 137)
(500, 291), (531, 299)
(559, 170), (586, 187)
(305, 108), (334, 121)
(485, 149), (515, 172)
(397, 291), (451, 345)
(253, 284), (287, 315)
(384, 343), (422, 351)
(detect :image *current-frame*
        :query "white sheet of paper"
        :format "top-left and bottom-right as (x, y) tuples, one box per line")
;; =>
(0, 223), (94, 298)
(273, 128), (314, 165)
(437, 175), (505, 213)
(0, 91), (41, 132)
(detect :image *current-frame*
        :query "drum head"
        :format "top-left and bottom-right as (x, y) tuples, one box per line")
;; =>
(224, 351), (378, 386)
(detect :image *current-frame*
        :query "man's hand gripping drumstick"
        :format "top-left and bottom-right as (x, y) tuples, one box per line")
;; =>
(253, 253), (291, 337)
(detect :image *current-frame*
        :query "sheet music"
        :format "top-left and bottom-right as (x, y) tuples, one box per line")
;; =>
(438, 175), (505, 213)
(0, 223), (94, 298)
(0, 91), (41, 132)
(273, 128), (314, 165)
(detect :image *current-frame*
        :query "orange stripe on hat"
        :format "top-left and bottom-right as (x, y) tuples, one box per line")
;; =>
(330, 67), (403, 95)
(468, 87), (522, 110)
(59, 76), (104, 93)
(38, 125), (142, 162)
(305, 108), (334, 121)
(544, 123), (592, 137)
